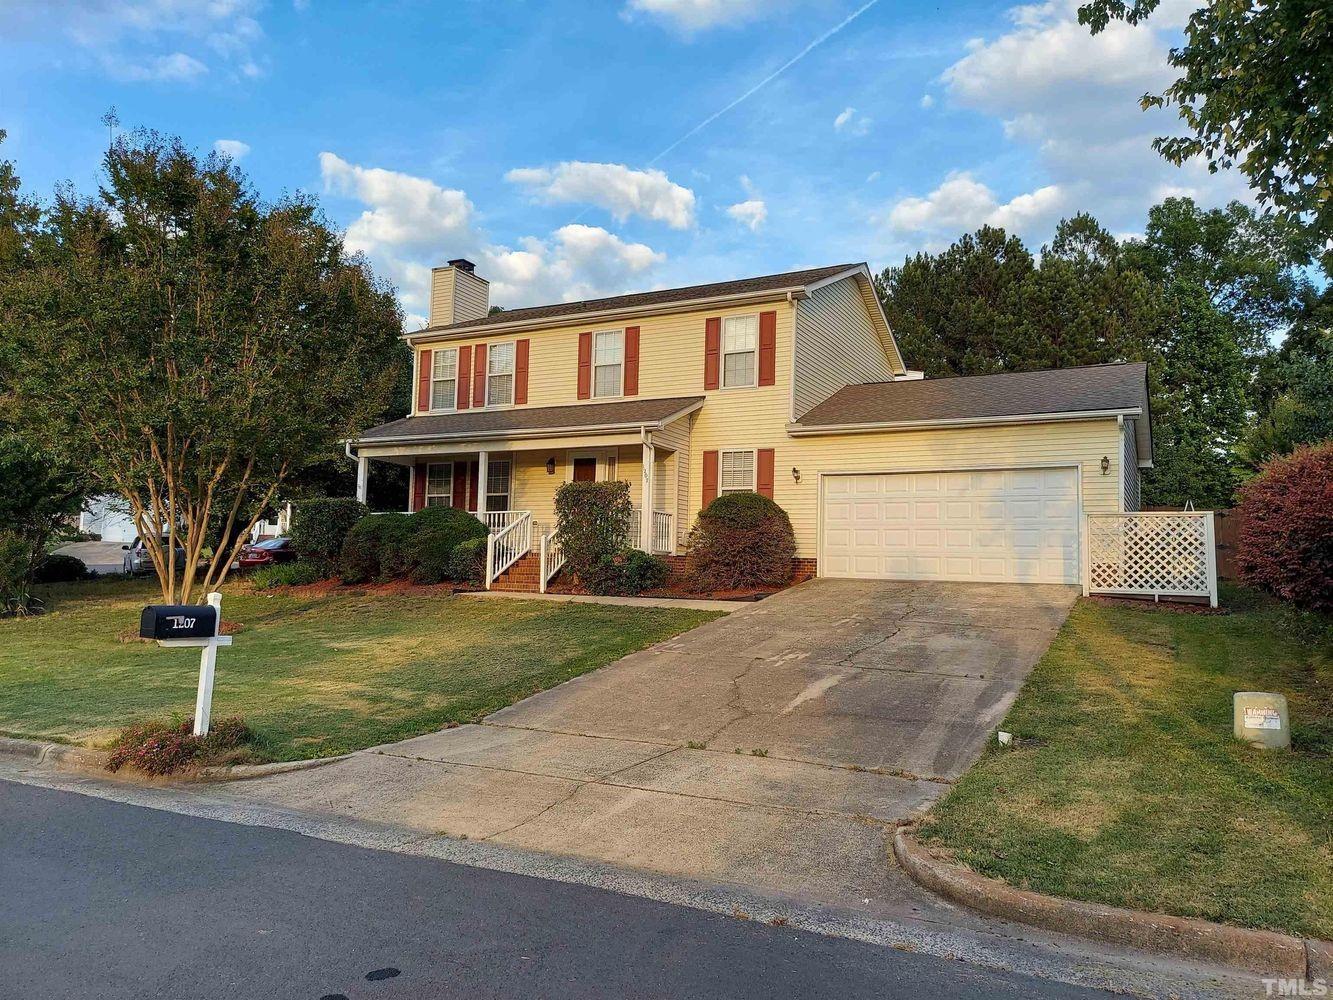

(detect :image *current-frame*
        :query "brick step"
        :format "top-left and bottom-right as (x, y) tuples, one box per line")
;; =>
(489, 552), (542, 593)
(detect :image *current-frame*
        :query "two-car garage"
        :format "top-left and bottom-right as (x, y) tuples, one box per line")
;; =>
(819, 467), (1082, 585)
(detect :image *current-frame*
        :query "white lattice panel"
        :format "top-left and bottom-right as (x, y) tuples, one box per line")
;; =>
(1086, 513), (1216, 604)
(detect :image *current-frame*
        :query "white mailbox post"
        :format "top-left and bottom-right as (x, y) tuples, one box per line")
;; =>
(140, 592), (233, 737)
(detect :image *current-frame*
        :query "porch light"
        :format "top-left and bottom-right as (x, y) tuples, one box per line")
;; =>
(792, 467), (801, 483)
(1100, 455), (1111, 475)
(546, 457), (557, 475)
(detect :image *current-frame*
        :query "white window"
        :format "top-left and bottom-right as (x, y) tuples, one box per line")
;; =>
(486, 459), (512, 511)
(430, 348), (457, 412)
(486, 343), (515, 406)
(593, 330), (623, 398)
(719, 449), (756, 493)
(722, 314), (758, 388)
(424, 463), (453, 507)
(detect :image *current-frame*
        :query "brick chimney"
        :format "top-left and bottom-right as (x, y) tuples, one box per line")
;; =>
(429, 258), (489, 326)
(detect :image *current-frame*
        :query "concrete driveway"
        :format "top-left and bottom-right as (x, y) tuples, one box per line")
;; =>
(229, 579), (1077, 913)
(52, 540), (129, 576)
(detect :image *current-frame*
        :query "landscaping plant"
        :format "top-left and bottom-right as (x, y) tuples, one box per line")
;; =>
(105, 715), (254, 776)
(686, 492), (796, 590)
(339, 512), (413, 584)
(31, 553), (90, 584)
(448, 537), (486, 585)
(1236, 442), (1333, 610)
(405, 507), (487, 585)
(251, 560), (323, 590)
(553, 480), (634, 587)
(583, 549), (670, 596)
(290, 498), (369, 572)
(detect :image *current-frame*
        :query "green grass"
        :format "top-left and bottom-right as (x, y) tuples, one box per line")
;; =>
(918, 585), (1333, 940)
(0, 577), (718, 763)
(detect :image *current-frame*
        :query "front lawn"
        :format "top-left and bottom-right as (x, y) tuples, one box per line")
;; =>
(0, 578), (718, 762)
(918, 586), (1332, 940)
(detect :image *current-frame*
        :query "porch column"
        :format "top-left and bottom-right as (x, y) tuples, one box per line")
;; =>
(476, 450), (489, 517)
(641, 438), (655, 552)
(355, 455), (369, 504)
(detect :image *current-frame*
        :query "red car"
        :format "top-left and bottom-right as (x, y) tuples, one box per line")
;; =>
(237, 537), (296, 568)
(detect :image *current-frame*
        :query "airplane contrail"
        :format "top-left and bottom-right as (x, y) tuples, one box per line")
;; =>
(648, 0), (884, 165)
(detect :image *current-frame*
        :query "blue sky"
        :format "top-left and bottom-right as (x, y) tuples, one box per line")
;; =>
(2, 0), (1249, 324)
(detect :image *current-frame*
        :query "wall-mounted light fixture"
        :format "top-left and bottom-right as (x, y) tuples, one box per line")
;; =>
(792, 467), (801, 483)
(1100, 455), (1111, 475)
(546, 457), (557, 475)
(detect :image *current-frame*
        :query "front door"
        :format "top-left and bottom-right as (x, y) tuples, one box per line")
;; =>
(572, 457), (597, 482)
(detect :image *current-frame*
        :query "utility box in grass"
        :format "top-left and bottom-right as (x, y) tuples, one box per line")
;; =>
(1233, 692), (1290, 750)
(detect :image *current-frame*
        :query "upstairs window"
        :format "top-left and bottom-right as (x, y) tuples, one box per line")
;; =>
(719, 449), (756, 493)
(487, 342), (515, 406)
(593, 330), (624, 398)
(424, 463), (453, 507)
(430, 348), (457, 411)
(722, 315), (757, 388)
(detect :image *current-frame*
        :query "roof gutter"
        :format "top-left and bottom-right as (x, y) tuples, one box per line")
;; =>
(786, 407), (1143, 437)
(403, 286), (810, 344)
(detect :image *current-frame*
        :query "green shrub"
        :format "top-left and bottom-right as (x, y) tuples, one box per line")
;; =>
(251, 560), (324, 590)
(449, 536), (486, 585)
(290, 497), (369, 569)
(554, 480), (633, 587)
(686, 492), (795, 590)
(0, 531), (34, 616)
(340, 512), (413, 583)
(105, 716), (255, 775)
(32, 553), (90, 583)
(584, 549), (670, 595)
(408, 507), (487, 584)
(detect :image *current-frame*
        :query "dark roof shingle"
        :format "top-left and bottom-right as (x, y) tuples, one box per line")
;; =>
(796, 363), (1149, 427)
(356, 396), (704, 442)
(416, 263), (859, 335)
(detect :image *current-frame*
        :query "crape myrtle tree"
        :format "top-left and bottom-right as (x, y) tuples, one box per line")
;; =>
(9, 130), (405, 602)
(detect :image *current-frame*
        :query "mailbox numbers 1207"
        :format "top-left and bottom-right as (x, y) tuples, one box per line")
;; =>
(168, 616), (197, 630)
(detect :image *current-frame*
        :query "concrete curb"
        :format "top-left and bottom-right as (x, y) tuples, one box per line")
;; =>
(460, 591), (743, 612)
(893, 825), (1330, 978)
(0, 734), (344, 784)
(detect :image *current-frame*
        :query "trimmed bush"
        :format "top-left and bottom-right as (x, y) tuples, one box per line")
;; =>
(554, 480), (633, 587)
(290, 497), (369, 569)
(32, 553), (91, 583)
(0, 531), (33, 616)
(105, 716), (254, 775)
(1236, 442), (1333, 609)
(408, 506), (487, 584)
(583, 548), (670, 596)
(449, 536), (486, 585)
(251, 560), (324, 590)
(340, 512), (413, 584)
(686, 492), (796, 590)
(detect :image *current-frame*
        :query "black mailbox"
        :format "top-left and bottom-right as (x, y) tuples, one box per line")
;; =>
(139, 605), (218, 641)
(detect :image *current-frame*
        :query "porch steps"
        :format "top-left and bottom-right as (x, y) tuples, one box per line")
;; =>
(489, 553), (542, 593)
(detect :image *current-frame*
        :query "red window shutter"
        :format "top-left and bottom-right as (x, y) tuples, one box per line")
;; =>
(704, 317), (721, 390)
(515, 339), (530, 405)
(702, 450), (719, 507)
(577, 331), (592, 399)
(623, 327), (640, 396)
(472, 343), (487, 407)
(758, 311), (777, 387)
(757, 448), (775, 498)
(412, 462), (427, 512)
(467, 460), (479, 510)
(457, 346), (472, 410)
(452, 461), (466, 508)
(416, 349), (433, 412)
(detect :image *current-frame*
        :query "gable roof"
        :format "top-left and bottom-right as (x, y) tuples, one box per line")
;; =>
(354, 396), (705, 444)
(407, 263), (860, 339)
(793, 362), (1152, 459)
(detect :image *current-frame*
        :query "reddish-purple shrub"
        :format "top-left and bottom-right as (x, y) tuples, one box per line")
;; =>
(686, 492), (796, 590)
(1236, 442), (1333, 610)
(105, 716), (253, 775)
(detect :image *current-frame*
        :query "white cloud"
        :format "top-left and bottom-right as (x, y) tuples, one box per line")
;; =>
(108, 51), (208, 82)
(726, 199), (768, 231)
(919, 94), (935, 109)
(833, 106), (872, 136)
(318, 154), (666, 318)
(918, 0), (1250, 238)
(887, 171), (1069, 240)
(623, 0), (786, 32)
(506, 161), (696, 229)
(213, 138), (251, 161)
(865, 170), (882, 184)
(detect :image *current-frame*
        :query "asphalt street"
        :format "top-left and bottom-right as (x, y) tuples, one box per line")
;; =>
(0, 779), (1114, 1000)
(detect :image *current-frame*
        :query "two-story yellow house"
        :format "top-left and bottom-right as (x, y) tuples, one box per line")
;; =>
(348, 259), (1151, 591)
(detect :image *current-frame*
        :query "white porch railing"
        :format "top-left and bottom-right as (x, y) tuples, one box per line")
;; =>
(539, 533), (566, 594)
(627, 508), (674, 555)
(1084, 512), (1217, 607)
(485, 511), (533, 589)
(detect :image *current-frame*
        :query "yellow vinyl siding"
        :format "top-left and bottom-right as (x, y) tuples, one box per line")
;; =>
(793, 276), (896, 418)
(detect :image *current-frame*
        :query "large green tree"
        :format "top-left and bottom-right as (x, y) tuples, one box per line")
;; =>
(6, 130), (407, 602)
(1079, 0), (1333, 271)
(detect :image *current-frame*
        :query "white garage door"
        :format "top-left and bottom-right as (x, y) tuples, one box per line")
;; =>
(821, 468), (1080, 584)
